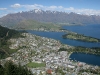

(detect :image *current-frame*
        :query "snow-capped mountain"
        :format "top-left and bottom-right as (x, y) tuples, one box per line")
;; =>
(0, 9), (100, 27)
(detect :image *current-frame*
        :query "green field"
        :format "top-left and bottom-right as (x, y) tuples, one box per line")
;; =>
(26, 62), (45, 68)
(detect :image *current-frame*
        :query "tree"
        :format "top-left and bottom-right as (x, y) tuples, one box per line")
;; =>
(0, 64), (4, 75)
(0, 61), (33, 75)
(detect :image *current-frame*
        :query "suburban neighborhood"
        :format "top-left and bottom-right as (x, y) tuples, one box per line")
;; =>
(0, 33), (100, 75)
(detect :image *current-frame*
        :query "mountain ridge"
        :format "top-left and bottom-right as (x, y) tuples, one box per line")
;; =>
(0, 9), (100, 27)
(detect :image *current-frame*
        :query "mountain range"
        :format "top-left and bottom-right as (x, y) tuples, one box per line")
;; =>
(0, 9), (100, 28)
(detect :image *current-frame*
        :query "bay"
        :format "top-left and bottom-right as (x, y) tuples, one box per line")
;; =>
(27, 30), (100, 48)
(62, 24), (100, 39)
(70, 52), (100, 66)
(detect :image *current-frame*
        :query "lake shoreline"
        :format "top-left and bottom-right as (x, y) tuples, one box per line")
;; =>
(70, 52), (100, 66)
(26, 24), (100, 66)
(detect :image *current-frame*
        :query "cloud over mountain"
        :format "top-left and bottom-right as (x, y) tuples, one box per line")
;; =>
(10, 3), (100, 16)
(0, 9), (100, 28)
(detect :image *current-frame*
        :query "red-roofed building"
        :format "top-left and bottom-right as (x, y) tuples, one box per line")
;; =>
(46, 69), (52, 74)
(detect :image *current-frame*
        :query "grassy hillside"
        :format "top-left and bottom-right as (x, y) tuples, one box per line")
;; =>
(0, 25), (23, 59)
(14, 20), (61, 30)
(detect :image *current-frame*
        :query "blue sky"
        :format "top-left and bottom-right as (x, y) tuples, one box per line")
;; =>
(0, 0), (100, 17)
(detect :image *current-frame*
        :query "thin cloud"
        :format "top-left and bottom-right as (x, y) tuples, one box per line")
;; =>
(11, 3), (21, 8)
(22, 4), (44, 10)
(65, 7), (74, 11)
(58, 6), (63, 9)
(0, 8), (7, 10)
(49, 6), (57, 9)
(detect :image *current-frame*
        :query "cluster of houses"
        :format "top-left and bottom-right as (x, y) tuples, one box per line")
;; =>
(0, 33), (100, 75)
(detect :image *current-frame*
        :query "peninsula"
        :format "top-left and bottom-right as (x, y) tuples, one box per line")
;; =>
(62, 33), (100, 43)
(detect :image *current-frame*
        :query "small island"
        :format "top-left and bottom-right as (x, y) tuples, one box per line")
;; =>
(63, 33), (100, 43)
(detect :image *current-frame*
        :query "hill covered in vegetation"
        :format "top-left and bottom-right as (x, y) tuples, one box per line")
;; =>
(14, 20), (60, 30)
(0, 25), (23, 59)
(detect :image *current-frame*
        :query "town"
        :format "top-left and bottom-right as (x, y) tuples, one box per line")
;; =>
(0, 33), (100, 75)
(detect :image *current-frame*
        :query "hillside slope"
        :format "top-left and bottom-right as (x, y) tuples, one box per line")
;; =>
(0, 9), (100, 27)
(0, 25), (22, 59)
(14, 20), (60, 30)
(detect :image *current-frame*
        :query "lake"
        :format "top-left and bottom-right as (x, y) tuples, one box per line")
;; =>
(62, 24), (100, 39)
(27, 24), (100, 66)
(70, 52), (100, 66)
(27, 30), (100, 48)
